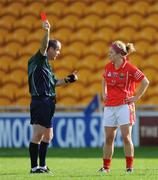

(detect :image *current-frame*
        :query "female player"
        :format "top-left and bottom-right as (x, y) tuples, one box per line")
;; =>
(99, 40), (149, 173)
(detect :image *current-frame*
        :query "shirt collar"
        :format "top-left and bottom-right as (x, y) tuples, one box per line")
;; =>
(111, 58), (127, 70)
(122, 59), (127, 68)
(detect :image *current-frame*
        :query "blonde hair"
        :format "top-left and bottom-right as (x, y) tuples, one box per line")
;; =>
(112, 40), (136, 55)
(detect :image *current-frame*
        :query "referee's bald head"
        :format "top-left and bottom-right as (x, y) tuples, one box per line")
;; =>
(47, 40), (61, 50)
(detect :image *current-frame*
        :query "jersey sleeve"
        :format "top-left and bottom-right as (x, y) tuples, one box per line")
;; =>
(129, 64), (145, 82)
(53, 74), (58, 85)
(33, 50), (47, 65)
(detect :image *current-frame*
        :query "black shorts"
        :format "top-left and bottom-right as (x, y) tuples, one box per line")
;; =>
(30, 96), (56, 128)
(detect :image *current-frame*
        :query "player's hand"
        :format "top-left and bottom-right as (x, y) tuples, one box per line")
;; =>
(125, 96), (139, 104)
(42, 20), (50, 31)
(103, 94), (108, 101)
(64, 71), (78, 83)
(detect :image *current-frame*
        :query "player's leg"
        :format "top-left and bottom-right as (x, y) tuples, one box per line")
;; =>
(39, 127), (53, 173)
(99, 107), (118, 172)
(120, 124), (134, 172)
(118, 104), (135, 172)
(38, 97), (55, 173)
(29, 124), (46, 173)
(102, 127), (117, 172)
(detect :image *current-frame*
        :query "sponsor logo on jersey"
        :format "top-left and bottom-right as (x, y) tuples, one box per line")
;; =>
(119, 73), (124, 79)
(107, 72), (112, 77)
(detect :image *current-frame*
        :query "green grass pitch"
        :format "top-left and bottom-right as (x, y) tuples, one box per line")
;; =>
(0, 147), (157, 180)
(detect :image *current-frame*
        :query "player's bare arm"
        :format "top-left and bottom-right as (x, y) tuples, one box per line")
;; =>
(102, 78), (108, 101)
(125, 77), (149, 103)
(56, 71), (78, 86)
(40, 20), (50, 55)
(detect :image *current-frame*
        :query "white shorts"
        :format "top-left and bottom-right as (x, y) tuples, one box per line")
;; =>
(103, 104), (136, 127)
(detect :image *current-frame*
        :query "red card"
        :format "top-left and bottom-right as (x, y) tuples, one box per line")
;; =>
(40, 12), (47, 21)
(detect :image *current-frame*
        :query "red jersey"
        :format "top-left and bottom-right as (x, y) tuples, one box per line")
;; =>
(103, 60), (145, 106)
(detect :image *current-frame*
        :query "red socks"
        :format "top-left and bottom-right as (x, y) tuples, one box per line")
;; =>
(126, 156), (134, 169)
(103, 159), (111, 170)
(103, 157), (133, 170)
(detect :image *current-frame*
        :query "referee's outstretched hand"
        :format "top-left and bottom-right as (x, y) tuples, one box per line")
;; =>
(42, 20), (50, 31)
(72, 71), (78, 80)
(65, 71), (78, 83)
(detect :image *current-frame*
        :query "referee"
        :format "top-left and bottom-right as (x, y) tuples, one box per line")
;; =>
(28, 20), (78, 173)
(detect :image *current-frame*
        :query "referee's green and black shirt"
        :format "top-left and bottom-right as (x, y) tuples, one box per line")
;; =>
(28, 50), (58, 97)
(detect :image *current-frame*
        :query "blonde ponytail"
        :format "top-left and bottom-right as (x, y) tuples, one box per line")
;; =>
(126, 43), (136, 54)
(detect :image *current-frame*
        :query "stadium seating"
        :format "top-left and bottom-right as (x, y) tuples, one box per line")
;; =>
(148, 2), (158, 14)
(87, 1), (109, 16)
(0, 0), (158, 106)
(127, 1), (150, 16)
(135, 27), (157, 42)
(22, 2), (44, 16)
(46, 1), (66, 16)
(142, 14), (158, 28)
(119, 14), (143, 29)
(64, 1), (87, 16)
(135, 41), (151, 56)
(114, 27), (137, 43)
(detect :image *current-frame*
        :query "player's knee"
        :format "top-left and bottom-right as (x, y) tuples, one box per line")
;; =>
(43, 134), (53, 143)
(122, 135), (132, 144)
(49, 133), (53, 141)
(106, 136), (114, 145)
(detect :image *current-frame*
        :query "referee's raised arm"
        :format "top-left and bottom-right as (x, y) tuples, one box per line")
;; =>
(40, 20), (51, 56)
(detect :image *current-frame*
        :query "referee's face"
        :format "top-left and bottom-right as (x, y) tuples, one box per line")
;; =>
(48, 45), (61, 60)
